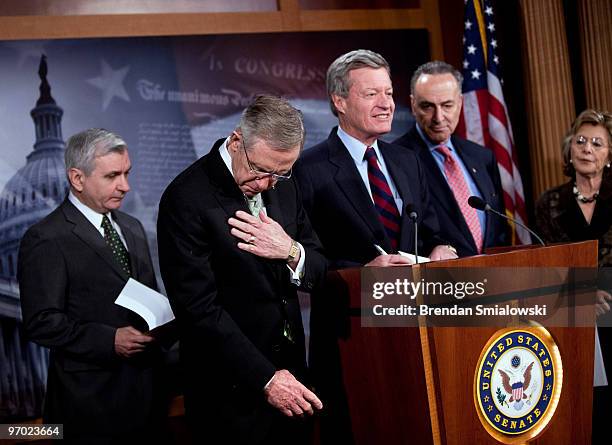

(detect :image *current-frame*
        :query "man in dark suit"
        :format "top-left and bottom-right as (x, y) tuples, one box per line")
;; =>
(157, 95), (326, 444)
(294, 50), (457, 444)
(18, 128), (164, 443)
(393, 61), (508, 257)
(295, 50), (457, 267)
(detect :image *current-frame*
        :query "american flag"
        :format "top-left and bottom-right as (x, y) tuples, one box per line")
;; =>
(456, 0), (530, 244)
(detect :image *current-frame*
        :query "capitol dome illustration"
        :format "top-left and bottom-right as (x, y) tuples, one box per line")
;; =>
(0, 55), (67, 284)
(0, 55), (66, 419)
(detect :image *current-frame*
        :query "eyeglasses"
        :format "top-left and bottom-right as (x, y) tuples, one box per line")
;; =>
(573, 135), (609, 150)
(241, 136), (292, 182)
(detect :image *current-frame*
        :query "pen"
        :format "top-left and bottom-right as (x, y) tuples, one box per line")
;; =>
(373, 244), (388, 256)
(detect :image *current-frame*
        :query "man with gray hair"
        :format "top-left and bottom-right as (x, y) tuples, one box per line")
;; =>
(294, 49), (456, 444)
(393, 60), (508, 256)
(158, 95), (326, 444)
(18, 128), (164, 442)
(296, 50), (456, 267)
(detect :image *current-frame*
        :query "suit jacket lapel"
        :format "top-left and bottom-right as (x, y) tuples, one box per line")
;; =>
(263, 188), (285, 228)
(452, 136), (492, 199)
(207, 139), (251, 218)
(328, 130), (391, 251)
(452, 136), (495, 241)
(61, 200), (129, 280)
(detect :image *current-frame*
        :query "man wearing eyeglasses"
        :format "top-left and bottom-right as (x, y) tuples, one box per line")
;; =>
(157, 95), (326, 445)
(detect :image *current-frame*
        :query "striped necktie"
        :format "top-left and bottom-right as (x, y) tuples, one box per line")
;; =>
(435, 145), (483, 253)
(364, 146), (400, 250)
(101, 214), (131, 276)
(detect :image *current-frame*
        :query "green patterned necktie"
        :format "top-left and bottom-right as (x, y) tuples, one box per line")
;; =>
(101, 214), (131, 277)
(246, 194), (263, 217)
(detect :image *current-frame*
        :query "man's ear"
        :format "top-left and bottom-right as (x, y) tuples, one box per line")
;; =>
(68, 168), (85, 192)
(410, 94), (416, 113)
(332, 94), (346, 116)
(229, 131), (241, 154)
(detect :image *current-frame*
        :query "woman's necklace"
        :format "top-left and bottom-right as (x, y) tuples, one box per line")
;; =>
(573, 183), (599, 203)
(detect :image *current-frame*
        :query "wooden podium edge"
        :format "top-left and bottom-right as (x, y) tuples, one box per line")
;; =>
(414, 264), (445, 445)
(419, 324), (443, 445)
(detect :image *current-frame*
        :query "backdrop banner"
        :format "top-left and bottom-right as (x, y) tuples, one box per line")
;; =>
(0, 29), (428, 420)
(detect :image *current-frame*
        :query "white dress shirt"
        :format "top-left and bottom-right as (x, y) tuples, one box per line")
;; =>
(68, 192), (128, 250)
(336, 126), (404, 214)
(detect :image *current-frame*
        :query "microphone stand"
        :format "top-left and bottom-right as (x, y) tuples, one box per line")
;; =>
(486, 206), (546, 247)
(467, 196), (546, 247)
(406, 205), (419, 264)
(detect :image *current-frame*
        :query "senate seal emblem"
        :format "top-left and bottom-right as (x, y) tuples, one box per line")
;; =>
(474, 327), (563, 443)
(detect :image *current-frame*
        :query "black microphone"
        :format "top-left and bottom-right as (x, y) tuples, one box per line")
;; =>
(405, 204), (419, 264)
(467, 196), (546, 247)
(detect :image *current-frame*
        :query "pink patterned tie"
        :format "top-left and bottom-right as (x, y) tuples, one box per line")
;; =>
(435, 145), (483, 253)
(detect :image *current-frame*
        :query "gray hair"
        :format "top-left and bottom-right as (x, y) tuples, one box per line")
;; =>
(65, 128), (127, 175)
(410, 61), (463, 95)
(562, 108), (612, 177)
(237, 95), (305, 151)
(326, 49), (391, 116)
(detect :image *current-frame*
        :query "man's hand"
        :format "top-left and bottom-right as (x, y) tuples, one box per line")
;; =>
(429, 245), (459, 261)
(114, 326), (154, 358)
(264, 369), (323, 417)
(596, 289), (612, 317)
(365, 254), (413, 267)
(229, 210), (293, 260)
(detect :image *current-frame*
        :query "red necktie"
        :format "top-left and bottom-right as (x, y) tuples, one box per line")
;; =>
(364, 146), (400, 250)
(435, 145), (483, 253)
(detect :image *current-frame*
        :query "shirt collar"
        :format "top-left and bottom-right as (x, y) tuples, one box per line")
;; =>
(68, 191), (106, 229)
(415, 123), (455, 154)
(220, 137), (234, 178)
(337, 126), (380, 163)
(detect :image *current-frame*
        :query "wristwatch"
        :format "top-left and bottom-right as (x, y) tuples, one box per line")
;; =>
(287, 240), (300, 263)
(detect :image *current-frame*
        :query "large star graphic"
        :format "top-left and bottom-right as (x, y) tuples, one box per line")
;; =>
(87, 59), (131, 111)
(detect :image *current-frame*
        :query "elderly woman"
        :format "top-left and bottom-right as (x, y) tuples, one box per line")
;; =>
(536, 109), (612, 263)
(535, 108), (612, 442)
(536, 109), (612, 302)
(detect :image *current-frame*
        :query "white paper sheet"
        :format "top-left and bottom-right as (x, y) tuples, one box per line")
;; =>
(373, 244), (431, 264)
(115, 278), (175, 331)
(398, 250), (431, 264)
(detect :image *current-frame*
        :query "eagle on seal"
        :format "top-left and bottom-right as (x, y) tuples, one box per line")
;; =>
(499, 361), (533, 405)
